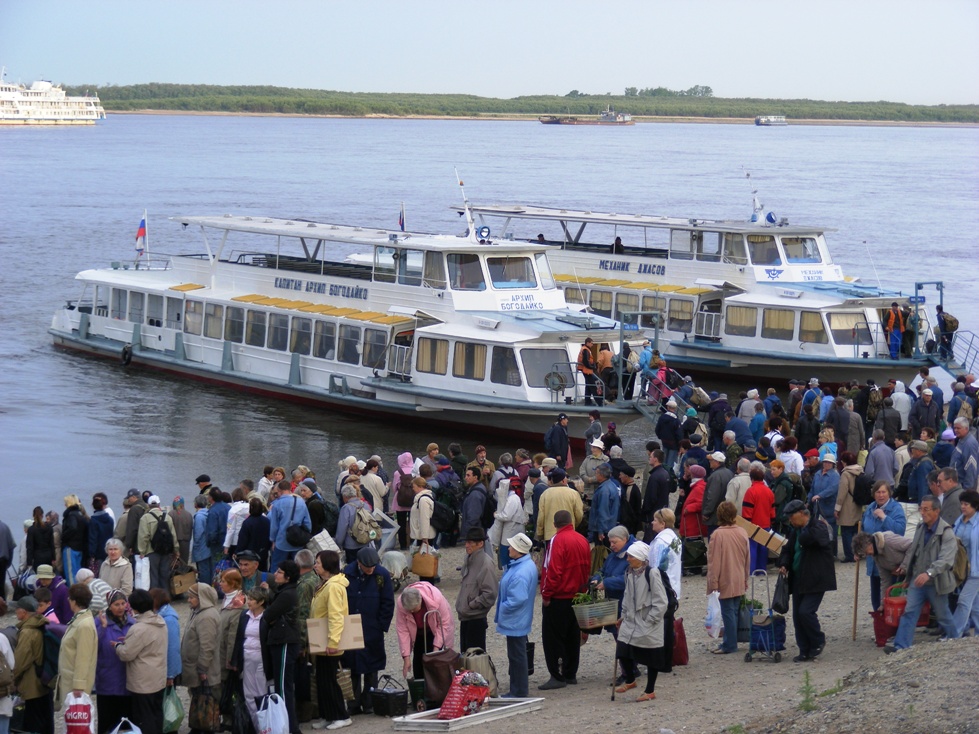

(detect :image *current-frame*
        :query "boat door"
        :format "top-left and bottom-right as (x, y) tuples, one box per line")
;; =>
(388, 328), (415, 378)
(694, 295), (723, 342)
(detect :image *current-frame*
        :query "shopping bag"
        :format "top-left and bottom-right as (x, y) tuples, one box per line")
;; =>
(64, 692), (95, 734)
(108, 718), (142, 734)
(737, 599), (752, 643)
(459, 648), (498, 697)
(256, 693), (289, 734)
(705, 591), (722, 638)
(672, 617), (689, 666)
(590, 544), (609, 575)
(772, 573), (790, 615)
(134, 555), (150, 591)
(163, 685), (185, 733)
(189, 684), (221, 732)
(336, 666), (355, 703)
(232, 688), (256, 734)
(422, 648), (460, 705)
(411, 548), (439, 578)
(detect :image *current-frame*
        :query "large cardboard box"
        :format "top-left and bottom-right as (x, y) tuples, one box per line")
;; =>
(306, 614), (365, 654)
(170, 570), (197, 596)
(734, 516), (786, 554)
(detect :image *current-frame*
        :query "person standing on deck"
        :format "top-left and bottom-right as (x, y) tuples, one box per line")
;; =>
(884, 302), (905, 360)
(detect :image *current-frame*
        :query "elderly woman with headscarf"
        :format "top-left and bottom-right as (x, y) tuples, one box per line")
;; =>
(613, 541), (670, 702)
(95, 589), (134, 734)
(181, 583), (221, 729)
(596, 526), (637, 684)
(74, 568), (112, 615)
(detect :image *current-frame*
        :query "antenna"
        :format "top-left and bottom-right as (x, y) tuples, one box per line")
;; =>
(862, 240), (883, 290)
(455, 169), (478, 244)
(743, 167), (763, 222)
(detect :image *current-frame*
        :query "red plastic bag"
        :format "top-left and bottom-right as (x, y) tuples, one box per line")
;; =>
(672, 617), (689, 666)
(437, 674), (489, 720)
(64, 692), (96, 734)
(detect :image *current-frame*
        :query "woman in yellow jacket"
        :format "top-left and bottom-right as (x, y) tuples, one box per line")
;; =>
(310, 550), (350, 731)
(56, 584), (98, 705)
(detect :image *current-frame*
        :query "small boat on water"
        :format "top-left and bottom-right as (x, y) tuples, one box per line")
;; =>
(49, 209), (643, 443)
(755, 115), (787, 126)
(539, 105), (634, 126)
(0, 68), (105, 125)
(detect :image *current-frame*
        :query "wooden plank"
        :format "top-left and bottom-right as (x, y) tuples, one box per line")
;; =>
(391, 697), (544, 731)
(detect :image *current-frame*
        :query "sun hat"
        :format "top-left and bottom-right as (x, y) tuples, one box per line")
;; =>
(509, 533), (533, 555)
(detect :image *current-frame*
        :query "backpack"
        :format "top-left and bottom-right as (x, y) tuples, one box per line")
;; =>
(787, 473), (806, 502)
(644, 567), (679, 618)
(943, 313), (959, 332)
(150, 512), (175, 555)
(619, 484), (640, 531)
(956, 398), (974, 425)
(851, 472), (876, 506)
(396, 472), (415, 508)
(895, 461), (914, 501)
(478, 487), (497, 529)
(426, 495), (458, 534)
(952, 537), (970, 587)
(350, 504), (381, 545)
(866, 387), (884, 423)
(0, 640), (12, 697)
(36, 626), (62, 689)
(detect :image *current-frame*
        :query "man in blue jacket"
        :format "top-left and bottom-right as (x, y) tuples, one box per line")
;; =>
(205, 487), (230, 567)
(588, 465), (619, 544)
(268, 480), (311, 572)
(495, 533), (538, 698)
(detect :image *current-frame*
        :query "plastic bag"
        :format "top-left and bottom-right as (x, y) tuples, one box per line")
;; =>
(63, 692), (96, 734)
(109, 718), (142, 734)
(134, 555), (150, 591)
(256, 693), (289, 734)
(163, 685), (184, 733)
(189, 685), (221, 732)
(705, 591), (722, 639)
(772, 573), (790, 615)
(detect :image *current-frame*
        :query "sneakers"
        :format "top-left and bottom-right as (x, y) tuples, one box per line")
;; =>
(883, 645), (898, 655)
(538, 677), (567, 690)
(326, 720), (352, 731)
(311, 721), (330, 730)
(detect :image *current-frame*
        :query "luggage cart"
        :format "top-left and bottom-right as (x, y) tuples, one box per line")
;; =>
(744, 570), (785, 663)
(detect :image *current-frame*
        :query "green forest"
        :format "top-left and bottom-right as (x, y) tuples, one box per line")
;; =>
(63, 83), (979, 123)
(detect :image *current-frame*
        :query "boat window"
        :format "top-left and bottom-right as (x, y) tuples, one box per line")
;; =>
(799, 311), (828, 344)
(521, 348), (574, 389)
(147, 294), (164, 328)
(668, 298), (693, 332)
(166, 297), (182, 329)
(447, 254), (486, 291)
(762, 308), (795, 340)
(398, 249), (424, 286)
(589, 290), (612, 318)
(225, 307), (245, 343)
(615, 293), (639, 321)
(94, 286), (109, 317)
(563, 286), (586, 305)
(641, 296), (667, 328)
(128, 291), (145, 324)
(184, 300), (203, 335)
(452, 342), (487, 381)
(267, 313), (289, 351)
(747, 235), (781, 265)
(416, 337), (449, 375)
(245, 311), (266, 347)
(290, 317), (312, 355)
(111, 288), (128, 320)
(535, 253), (556, 290)
(490, 346), (521, 386)
(487, 257), (537, 289)
(203, 303), (224, 340)
(374, 246), (396, 283)
(722, 233), (748, 265)
(828, 312), (872, 345)
(725, 305), (758, 337)
(312, 321), (336, 359)
(338, 324), (361, 364)
(695, 232), (722, 263)
(423, 253), (447, 290)
(670, 230), (694, 260)
(363, 328), (387, 369)
(781, 237), (822, 264)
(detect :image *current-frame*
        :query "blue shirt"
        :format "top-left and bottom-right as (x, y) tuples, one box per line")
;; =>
(191, 507), (210, 562)
(809, 468), (840, 520)
(589, 479), (620, 537)
(268, 493), (312, 551)
(953, 512), (979, 580)
(158, 604), (182, 679)
(494, 553), (538, 637)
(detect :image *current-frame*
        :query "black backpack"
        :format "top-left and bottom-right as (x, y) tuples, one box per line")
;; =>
(36, 626), (62, 689)
(396, 473), (415, 508)
(644, 566), (679, 617)
(150, 512), (175, 555)
(895, 461), (914, 502)
(478, 487), (497, 529)
(426, 495), (458, 534)
(851, 472), (876, 506)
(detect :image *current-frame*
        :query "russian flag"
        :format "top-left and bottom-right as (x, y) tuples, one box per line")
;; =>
(398, 203), (405, 232)
(135, 216), (146, 256)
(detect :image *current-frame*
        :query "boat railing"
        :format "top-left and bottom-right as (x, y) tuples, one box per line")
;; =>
(694, 311), (721, 341)
(944, 330), (979, 375)
(850, 321), (888, 359)
(387, 343), (413, 380)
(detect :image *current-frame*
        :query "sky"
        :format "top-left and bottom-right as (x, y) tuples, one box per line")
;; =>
(1, 0), (977, 105)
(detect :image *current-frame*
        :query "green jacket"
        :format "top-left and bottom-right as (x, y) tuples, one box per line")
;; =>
(13, 615), (46, 700)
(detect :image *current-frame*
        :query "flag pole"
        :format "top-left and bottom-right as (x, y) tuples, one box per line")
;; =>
(143, 209), (149, 265)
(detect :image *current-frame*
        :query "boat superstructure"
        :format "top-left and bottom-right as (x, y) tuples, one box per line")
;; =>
(50, 214), (643, 441)
(755, 115), (787, 126)
(459, 203), (941, 381)
(539, 105), (634, 126)
(0, 70), (105, 125)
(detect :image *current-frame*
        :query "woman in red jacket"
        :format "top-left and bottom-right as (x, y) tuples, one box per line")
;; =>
(680, 465), (708, 539)
(740, 465), (776, 573)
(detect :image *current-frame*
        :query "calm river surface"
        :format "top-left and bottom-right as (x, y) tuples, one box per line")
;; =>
(1, 115), (976, 526)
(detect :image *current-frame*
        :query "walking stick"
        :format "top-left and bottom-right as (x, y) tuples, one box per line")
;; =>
(610, 648), (618, 701)
(851, 521), (861, 641)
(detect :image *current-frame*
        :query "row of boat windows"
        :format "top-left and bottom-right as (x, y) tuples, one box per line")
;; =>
(666, 232), (821, 266)
(373, 249), (556, 291)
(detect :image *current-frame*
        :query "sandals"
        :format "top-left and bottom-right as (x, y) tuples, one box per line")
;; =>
(710, 648), (733, 655)
(614, 682), (637, 693)
(636, 692), (656, 702)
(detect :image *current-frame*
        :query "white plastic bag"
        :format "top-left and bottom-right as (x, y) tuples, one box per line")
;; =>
(109, 717), (143, 734)
(135, 555), (150, 590)
(63, 692), (96, 734)
(705, 590), (723, 639)
(256, 693), (289, 734)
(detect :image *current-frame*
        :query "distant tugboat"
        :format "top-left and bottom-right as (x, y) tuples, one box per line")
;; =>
(539, 105), (634, 126)
(754, 115), (787, 126)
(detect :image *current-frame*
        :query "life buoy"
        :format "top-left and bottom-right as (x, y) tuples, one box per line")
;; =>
(121, 344), (133, 366)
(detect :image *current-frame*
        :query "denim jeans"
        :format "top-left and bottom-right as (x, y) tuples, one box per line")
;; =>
(270, 547), (296, 574)
(499, 545), (512, 570)
(839, 525), (857, 562)
(194, 556), (214, 586)
(952, 577), (979, 637)
(505, 635), (529, 697)
(893, 583), (955, 648)
(719, 596), (740, 652)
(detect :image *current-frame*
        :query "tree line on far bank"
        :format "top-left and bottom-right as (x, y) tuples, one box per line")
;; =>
(62, 83), (979, 123)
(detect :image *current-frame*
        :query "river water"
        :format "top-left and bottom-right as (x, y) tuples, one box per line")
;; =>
(1, 115), (976, 527)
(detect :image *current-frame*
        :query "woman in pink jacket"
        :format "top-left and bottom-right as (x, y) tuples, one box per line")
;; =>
(395, 582), (455, 679)
(391, 452), (415, 551)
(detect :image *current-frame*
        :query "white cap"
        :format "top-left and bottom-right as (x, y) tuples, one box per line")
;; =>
(709, 451), (727, 463)
(148, 495), (161, 505)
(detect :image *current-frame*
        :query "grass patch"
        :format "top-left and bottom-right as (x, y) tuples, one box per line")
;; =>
(799, 670), (818, 712)
(818, 679), (844, 697)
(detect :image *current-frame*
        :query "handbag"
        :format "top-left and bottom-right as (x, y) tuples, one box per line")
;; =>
(189, 685), (221, 732)
(284, 496), (313, 547)
(411, 547), (439, 578)
(219, 673), (238, 715)
(163, 685), (185, 733)
(737, 599), (752, 643)
(421, 610), (459, 705)
(772, 573), (790, 615)
(336, 665), (355, 702)
(459, 648), (498, 697)
(63, 692), (96, 734)
(232, 688), (256, 734)
(672, 617), (689, 666)
(257, 693), (289, 734)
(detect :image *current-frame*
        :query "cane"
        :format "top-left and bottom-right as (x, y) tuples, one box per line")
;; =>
(610, 649), (619, 701)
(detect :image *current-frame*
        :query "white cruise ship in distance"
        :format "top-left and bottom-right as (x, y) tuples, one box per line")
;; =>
(0, 68), (106, 125)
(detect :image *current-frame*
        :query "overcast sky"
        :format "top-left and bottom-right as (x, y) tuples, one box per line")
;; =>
(2, 0), (977, 105)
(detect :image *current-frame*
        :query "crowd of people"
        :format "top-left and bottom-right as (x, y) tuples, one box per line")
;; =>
(0, 365), (975, 732)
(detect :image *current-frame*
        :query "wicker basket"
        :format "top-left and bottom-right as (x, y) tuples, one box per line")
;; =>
(573, 599), (619, 629)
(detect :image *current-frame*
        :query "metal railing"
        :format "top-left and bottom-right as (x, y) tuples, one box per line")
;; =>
(387, 343), (413, 379)
(945, 330), (979, 374)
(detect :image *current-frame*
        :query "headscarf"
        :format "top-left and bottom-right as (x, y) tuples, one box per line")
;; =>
(106, 589), (130, 625)
(172, 496), (185, 509)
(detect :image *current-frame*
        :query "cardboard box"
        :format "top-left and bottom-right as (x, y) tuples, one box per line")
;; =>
(734, 516), (786, 555)
(306, 614), (365, 654)
(170, 570), (197, 596)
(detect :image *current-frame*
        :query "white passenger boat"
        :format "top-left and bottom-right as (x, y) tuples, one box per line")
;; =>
(0, 69), (105, 125)
(459, 201), (941, 382)
(49, 213), (643, 443)
(755, 115), (787, 126)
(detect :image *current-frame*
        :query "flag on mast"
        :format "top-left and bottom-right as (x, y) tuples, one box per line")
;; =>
(135, 212), (147, 258)
(398, 202), (405, 232)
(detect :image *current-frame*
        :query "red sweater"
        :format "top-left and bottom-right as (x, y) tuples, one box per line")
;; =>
(741, 481), (776, 530)
(541, 525), (590, 600)
(680, 480), (708, 538)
